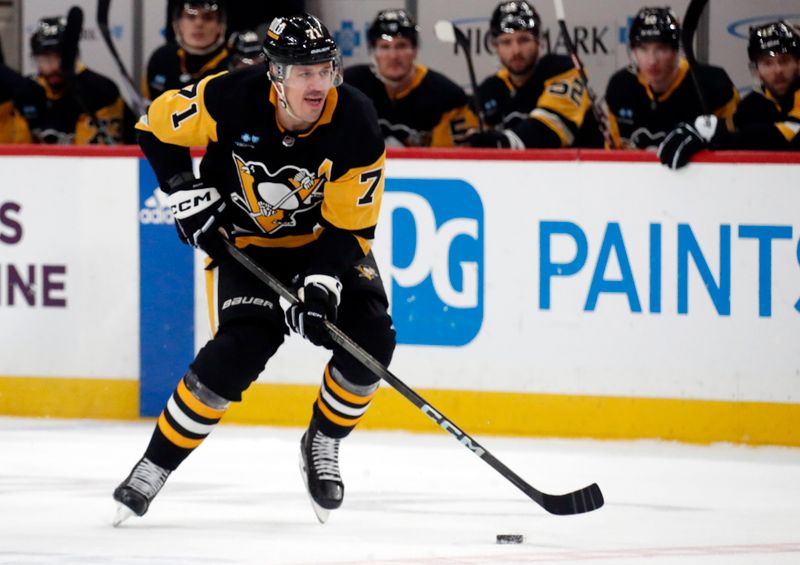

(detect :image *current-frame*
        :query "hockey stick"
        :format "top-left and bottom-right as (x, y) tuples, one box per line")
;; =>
(97, 0), (149, 116)
(222, 238), (604, 516)
(553, 0), (616, 148)
(681, 0), (710, 116)
(434, 20), (486, 132)
(61, 6), (114, 144)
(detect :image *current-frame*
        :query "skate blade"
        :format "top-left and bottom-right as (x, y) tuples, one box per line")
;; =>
(112, 503), (135, 527)
(298, 453), (330, 524)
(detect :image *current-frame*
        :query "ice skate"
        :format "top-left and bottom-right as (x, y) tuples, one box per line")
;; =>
(112, 457), (171, 527)
(299, 421), (344, 523)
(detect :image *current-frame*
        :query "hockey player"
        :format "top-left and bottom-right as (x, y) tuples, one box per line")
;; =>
(15, 16), (124, 144)
(735, 21), (800, 149)
(0, 63), (33, 143)
(467, 0), (603, 148)
(344, 9), (479, 147)
(113, 13), (395, 526)
(145, 0), (230, 100)
(227, 30), (266, 71)
(659, 20), (800, 165)
(605, 7), (738, 155)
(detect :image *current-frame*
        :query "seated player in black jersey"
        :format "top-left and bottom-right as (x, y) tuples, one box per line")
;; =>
(737, 22), (800, 149)
(227, 30), (265, 71)
(0, 60), (36, 143)
(145, 1), (230, 101)
(605, 6), (738, 162)
(113, 13), (395, 527)
(14, 15), (125, 144)
(659, 20), (800, 166)
(344, 9), (479, 147)
(467, 0), (603, 149)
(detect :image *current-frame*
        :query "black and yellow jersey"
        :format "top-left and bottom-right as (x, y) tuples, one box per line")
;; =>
(14, 65), (124, 145)
(136, 64), (386, 276)
(145, 44), (229, 101)
(731, 79), (800, 150)
(343, 63), (479, 147)
(605, 58), (739, 149)
(477, 53), (602, 148)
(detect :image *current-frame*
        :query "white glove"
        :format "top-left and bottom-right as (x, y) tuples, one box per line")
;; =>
(692, 115), (719, 143)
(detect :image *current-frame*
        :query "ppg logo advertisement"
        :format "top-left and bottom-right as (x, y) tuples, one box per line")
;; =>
(378, 179), (484, 347)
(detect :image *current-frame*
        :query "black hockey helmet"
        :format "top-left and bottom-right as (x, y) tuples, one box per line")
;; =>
(489, 1), (541, 39)
(172, 0), (226, 22)
(747, 21), (800, 62)
(263, 14), (342, 86)
(629, 7), (681, 49)
(30, 16), (66, 55)
(228, 30), (265, 67)
(367, 9), (420, 47)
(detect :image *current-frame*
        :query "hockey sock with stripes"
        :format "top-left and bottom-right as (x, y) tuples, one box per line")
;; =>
(144, 371), (230, 470)
(312, 364), (378, 438)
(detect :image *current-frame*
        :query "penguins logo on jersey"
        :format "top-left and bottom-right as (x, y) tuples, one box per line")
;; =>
(231, 152), (331, 234)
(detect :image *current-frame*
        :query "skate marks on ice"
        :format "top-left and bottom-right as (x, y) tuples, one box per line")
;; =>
(0, 418), (799, 564)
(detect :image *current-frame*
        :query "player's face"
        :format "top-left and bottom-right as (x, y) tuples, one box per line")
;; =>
(494, 31), (539, 77)
(372, 37), (417, 82)
(632, 42), (680, 91)
(755, 53), (800, 98)
(33, 52), (64, 87)
(282, 62), (337, 124)
(176, 7), (223, 50)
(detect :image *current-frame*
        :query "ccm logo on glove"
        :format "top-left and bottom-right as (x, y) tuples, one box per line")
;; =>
(167, 186), (222, 218)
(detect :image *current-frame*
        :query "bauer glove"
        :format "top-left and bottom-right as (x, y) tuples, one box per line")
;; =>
(166, 179), (230, 261)
(658, 115), (722, 170)
(286, 274), (342, 348)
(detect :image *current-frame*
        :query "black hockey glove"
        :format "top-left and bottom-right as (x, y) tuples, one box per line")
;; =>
(166, 179), (230, 260)
(658, 115), (723, 170)
(466, 129), (511, 148)
(286, 275), (342, 348)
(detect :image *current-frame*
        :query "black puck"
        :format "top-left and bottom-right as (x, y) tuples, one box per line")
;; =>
(496, 534), (524, 544)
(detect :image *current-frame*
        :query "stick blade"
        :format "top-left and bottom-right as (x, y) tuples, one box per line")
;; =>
(541, 482), (604, 516)
(61, 6), (84, 75)
(434, 20), (456, 44)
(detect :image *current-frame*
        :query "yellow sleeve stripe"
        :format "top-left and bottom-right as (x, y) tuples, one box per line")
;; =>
(776, 121), (800, 142)
(135, 72), (223, 146)
(322, 152), (386, 232)
(713, 87), (740, 130)
(538, 67), (590, 128)
(607, 110), (623, 149)
(788, 91), (800, 121)
(430, 105), (479, 147)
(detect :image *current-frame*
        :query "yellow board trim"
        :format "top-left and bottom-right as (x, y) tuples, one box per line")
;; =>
(0, 376), (138, 419)
(1, 376), (799, 446)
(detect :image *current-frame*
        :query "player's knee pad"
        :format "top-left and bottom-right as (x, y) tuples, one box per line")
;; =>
(334, 312), (395, 387)
(191, 318), (283, 401)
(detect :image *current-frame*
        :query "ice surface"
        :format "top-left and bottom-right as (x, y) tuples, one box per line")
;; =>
(0, 417), (799, 564)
